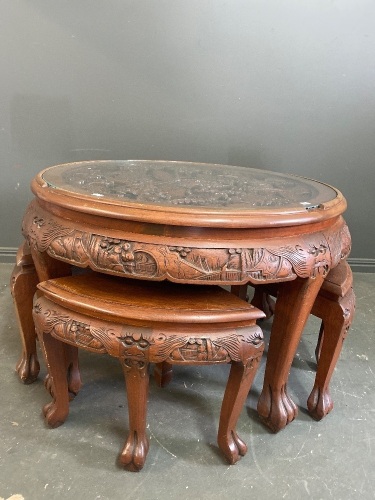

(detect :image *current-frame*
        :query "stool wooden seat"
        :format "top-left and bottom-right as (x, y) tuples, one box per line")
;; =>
(32, 273), (265, 471)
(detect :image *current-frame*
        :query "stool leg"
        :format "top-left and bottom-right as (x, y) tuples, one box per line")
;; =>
(44, 344), (82, 401)
(11, 242), (40, 383)
(35, 328), (70, 428)
(218, 355), (262, 464)
(307, 288), (355, 420)
(315, 322), (324, 363)
(64, 344), (82, 396)
(120, 359), (150, 471)
(30, 247), (82, 396)
(154, 361), (173, 388)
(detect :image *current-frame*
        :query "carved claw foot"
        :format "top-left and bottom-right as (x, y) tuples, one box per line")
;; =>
(119, 432), (149, 472)
(42, 401), (69, 428)
(218, 430), (247, 465)
(257, 384), (298, 432)
(307, 385), (333, 421)
(16, 352), (40, 384)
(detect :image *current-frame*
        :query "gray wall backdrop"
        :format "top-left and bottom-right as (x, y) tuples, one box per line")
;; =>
(1, 1), (374, 270)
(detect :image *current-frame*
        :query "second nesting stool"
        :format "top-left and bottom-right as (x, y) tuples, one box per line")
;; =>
(32, 273), (265, 471)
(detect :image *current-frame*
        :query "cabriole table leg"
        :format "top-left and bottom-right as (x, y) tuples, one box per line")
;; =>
(11, 242), (40, 383)
(257, 274), (324, 432)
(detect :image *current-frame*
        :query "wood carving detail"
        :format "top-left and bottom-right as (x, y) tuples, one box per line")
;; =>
(116, 328), (264, 365)
(33, 299), (264, 366)
(24, 202), (350, 284)
(33, 302), (108, 353)
(122, 358), (148, 375)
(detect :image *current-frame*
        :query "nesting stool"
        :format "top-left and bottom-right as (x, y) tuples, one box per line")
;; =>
(32, 273), (265, 471)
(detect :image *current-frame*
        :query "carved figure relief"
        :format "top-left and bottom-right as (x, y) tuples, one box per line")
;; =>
(24, 201), (350, 284)
(118, 327), (263, 364)
(33, 299), (264, 366)
(33, 302), (107, 353)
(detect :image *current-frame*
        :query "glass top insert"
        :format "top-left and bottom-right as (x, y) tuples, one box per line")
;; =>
(42, 160), (337, 210)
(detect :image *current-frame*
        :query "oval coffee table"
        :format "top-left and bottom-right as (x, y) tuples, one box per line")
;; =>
(13, 160), (352, 432)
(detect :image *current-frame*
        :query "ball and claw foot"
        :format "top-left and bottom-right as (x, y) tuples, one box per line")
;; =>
(257, 385), (298, 433)
(42, 401), (68, 429)
(218, 430), (248, 465)
(307, 386), (333, 421)
(119, 432), (149, 472)
(16, 353), (40, 384)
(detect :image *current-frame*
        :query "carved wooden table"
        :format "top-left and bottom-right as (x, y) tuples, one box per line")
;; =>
(15, 160), (351, 432)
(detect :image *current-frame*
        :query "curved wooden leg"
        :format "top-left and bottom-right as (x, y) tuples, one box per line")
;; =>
(308, 288), (355, 420)
(218, 352), (263, 464)
(257, 275), (324, 432)
(33, 322), (70, 428)
(65, 343), (82, 396)
(315, 323), (324, 363)
(29, 247), (82, 393)
(44, 343), (82, 400)
(11, 242), (40, 383)
(120, 359), (150, 472)
(154, 361), (173, 388)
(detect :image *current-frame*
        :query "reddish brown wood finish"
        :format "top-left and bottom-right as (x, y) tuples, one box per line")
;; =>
(250, 260), (355, 422)
(257, 275), (325, 431)
(32, 273), (265, 470)
(23, 199), (350, 286)
(15, 161), (353, 433)
(307, 261), (355, 419)
(33, 160), (346, 228)
(11, 241), (82, 395)
(10, 242), (40, 383)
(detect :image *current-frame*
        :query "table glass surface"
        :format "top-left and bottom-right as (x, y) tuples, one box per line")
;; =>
(42, 160), (337, 211)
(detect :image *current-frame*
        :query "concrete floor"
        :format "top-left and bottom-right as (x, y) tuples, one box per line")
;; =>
(1, 263), (374, 500)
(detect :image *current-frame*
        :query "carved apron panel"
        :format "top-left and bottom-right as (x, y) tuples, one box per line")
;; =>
(33, 298), (264, 366)
(24, 200), (351, 285)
